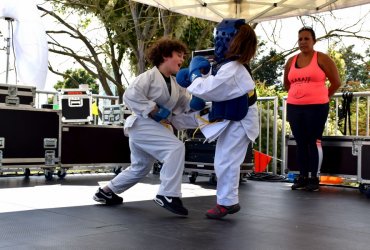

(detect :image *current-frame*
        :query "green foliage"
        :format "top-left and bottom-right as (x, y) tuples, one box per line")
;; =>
(338, 45), (369, 85)
(327, 45), (370, 136)
(251, 47), (285, 87)
(255, 80), (287, 107)
(335, 95), (370, 136)
(54, 68), (99, 94)
(45, 0), (369, 114)
(51, 1), (93, 28)
(254, 80), (289, 172)
(328, 44), (370, 92)
(176, 17), (215, 56)
(53, 1), (214, 73)
(328, 47), (346, 84)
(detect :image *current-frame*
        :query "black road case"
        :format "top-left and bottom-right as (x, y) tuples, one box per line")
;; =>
(286, 135), (370, 182)
(0, 106), (61, 179)
(102, 104), (132, 125)
(286, 135), (370, 197)
(59, 89), (92, 123)
(356, 139), (370, 197)
(60, 124), (131, 173)
(348, 138), (370, 185)
(286, 136), (358, 176)
(184, 138), (253, 184)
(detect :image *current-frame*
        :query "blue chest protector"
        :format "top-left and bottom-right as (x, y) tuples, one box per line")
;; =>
(208, 59), (257, 122)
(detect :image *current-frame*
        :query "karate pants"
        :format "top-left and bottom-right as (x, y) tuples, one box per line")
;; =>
(108, 117), (185, 197)
(215, 121), (250, 206)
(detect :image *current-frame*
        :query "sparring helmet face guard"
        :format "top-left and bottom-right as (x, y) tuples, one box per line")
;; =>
(214, 18), (245, 63)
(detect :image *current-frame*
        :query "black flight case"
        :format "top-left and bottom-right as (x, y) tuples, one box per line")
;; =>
(0, 105), (61, 180)
(184, 138), (253, 184)
(286, 135), (370, 196)
(60, 124), (131, 174)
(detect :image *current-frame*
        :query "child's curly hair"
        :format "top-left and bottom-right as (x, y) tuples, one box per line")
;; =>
(146, 37), (188, 67)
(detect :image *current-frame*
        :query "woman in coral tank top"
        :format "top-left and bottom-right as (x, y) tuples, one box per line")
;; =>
(283, 27), (341, 191)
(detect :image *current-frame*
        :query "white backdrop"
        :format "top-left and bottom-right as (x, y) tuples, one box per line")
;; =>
(0, 0), (48, 90)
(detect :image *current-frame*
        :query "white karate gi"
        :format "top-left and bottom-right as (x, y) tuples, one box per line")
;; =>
(187, 61), (259, 206)
(108, 66), (194, 197)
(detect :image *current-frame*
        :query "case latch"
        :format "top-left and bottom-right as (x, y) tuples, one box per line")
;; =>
(44, 138), (58, 149)
(352, 139), (363, 156)
(0, 137), (4, 149)
(45, 150), (56, 166)
(5, 86), (20, 106)
(5, 96), (20, 106)
(68, 98), (83, 107)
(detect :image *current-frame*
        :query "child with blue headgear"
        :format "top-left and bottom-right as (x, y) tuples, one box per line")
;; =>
(178, 19), (259, 219)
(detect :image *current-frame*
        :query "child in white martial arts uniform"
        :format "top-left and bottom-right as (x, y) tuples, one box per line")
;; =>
(93, 37), (192, 216)
(186, 20), (259, 219)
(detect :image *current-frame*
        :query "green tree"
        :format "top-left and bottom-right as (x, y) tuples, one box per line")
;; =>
(338, 45), (369, 85)
(328, 47), (346, 85)
(54, 68), (99, 94)
(254, 81), (289, 173)
(39, 0), (369, 108)
(251, 47), (285, 87)
(38, 0), (215, 102)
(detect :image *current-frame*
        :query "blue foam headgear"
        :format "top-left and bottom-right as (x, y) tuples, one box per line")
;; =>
(214, 18), (245, 63)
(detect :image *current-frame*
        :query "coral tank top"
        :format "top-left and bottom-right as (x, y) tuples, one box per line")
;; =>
(287, 51), (328, 105)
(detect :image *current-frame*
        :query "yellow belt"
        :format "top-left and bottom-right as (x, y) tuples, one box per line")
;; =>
(160, 120), (172, 131)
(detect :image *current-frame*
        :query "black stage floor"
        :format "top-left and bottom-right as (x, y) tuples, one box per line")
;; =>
(0, 173), (369, 250)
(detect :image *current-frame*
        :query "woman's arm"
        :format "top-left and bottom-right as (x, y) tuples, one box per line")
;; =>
(318, 52), (341, 98)
(283, 57), (293, 91)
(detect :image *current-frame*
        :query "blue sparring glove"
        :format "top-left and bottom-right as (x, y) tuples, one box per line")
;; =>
(189, 96), (206, 111)
(176, 68), (191, 88)
(189, 56), (211, 82)
(151, 105), (170, 122)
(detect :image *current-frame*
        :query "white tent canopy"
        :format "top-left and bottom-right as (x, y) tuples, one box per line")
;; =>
(131, 0), (369, 22)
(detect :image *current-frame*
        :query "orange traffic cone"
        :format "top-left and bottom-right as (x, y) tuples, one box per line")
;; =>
(254, 150), (272, 173)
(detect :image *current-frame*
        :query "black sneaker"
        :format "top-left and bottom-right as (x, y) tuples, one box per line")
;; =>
(93, 188), (123, 205)
(291, 176), (308, 190)
(154, 195), (188, 216)
(305, 177), (320, 192)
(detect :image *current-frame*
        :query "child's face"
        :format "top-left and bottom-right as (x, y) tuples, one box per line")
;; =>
(162, 51), (185, 76)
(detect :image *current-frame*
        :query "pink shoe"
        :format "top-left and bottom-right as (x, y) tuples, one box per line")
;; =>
(205, 204), (241, 219)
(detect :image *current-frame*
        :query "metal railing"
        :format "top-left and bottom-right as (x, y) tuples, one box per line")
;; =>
(35, 89), (370, 176)
(256, 96), (279, 175)
(281, 91), (370, 175)
(35, 90), (281, 174)
(35, 90), (119, 124)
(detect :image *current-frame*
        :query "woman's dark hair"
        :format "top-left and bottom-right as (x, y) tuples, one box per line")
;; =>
(226, 23), (257, 65)
(146, 37), (187, 67)
(299, 27), (316, 42)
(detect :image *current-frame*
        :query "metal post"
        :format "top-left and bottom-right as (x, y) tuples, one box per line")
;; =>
(5, 17), (14, 84)
(281, 97), (287, 175)
(272, 96), (278, 175)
